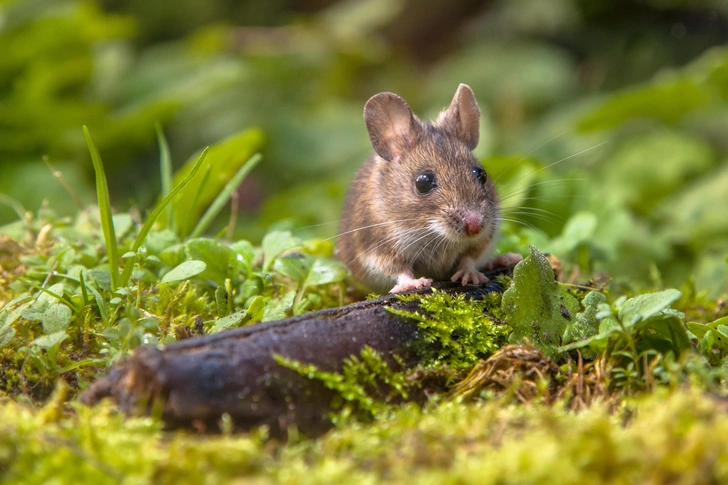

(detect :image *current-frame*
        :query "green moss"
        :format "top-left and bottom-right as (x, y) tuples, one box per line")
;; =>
(275, 346), (409, 419)
(276, 288), (513, 419)
(390, 289), (512, 370)
(2, 385), (728, 484)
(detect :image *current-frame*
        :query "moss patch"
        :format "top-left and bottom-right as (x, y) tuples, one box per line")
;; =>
(2, 385), (727, 484)
(390, 288), (512, 371)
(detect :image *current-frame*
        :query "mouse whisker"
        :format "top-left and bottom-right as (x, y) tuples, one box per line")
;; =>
(499, 206), (563, 219)
(327, 218), (421, 241)
(399, 228), (439, 255)
(486, 142), (607, 201)
(498, 181), (587, 207)
(496, 217), (549, 238)
(498, 177), (586, 193)
(354, 227), (431, 262)
(496, 178), (587, 202)
(499, 195), (587, 208)
(499, 211), (562, 225)
(412, 231), (444, 262)
(292, 220), (344, 233)
(488, 129), (572, 187)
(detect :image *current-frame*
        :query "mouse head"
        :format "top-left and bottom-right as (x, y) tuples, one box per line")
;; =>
(363, 84), (499, 244)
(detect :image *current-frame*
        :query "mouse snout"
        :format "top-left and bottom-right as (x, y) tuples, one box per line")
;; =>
(450, 210), (483, 237)
(463, 214), (482, 236)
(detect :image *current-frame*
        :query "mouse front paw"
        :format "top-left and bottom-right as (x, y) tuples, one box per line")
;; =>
(451, 257), (489, 286)
(390, 275), (433, 294)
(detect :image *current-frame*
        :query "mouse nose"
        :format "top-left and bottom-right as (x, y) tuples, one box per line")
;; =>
(462, 213), (482, 236)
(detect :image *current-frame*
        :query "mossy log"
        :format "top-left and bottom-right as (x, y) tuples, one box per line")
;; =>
(81, 268), (510, 437)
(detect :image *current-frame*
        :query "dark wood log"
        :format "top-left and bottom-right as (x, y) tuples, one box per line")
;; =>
(81, 268), (510, 437)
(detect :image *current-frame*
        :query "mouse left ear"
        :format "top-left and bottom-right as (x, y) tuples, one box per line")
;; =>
(364, 92), (421, 162)
(440, 84), (480, 150)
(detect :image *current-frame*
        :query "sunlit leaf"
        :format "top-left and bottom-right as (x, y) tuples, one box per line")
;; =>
(161, 260), (207, 284)
(503, 245), (579, 360)
(262, 231), (301, 272)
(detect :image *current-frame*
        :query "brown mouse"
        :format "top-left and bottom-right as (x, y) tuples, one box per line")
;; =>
(336, 84), (521, 294)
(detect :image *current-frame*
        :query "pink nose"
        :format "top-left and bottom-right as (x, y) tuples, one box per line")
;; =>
(463, 214), (482, 236)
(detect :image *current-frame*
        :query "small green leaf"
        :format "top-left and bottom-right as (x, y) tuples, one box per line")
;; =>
(35, 283), (66, 308)
(559, 325), (620, 353)
(618, 289), (682, 327)
(144, 230), (180, 257)
(305, 258), (347, 287)
(635, 315), (692, 358)
(562, 291), (606, 358)
(185, 239), (242, 285)
(160, 243), (186, 268)
(0, 293), (32, 315)
(686, 316), (728, 349)
(262, 231), (301, 272)
(87, 269), (112, 291)
(41, 303), (72, 334)
(212, 311), (246, 332)
(32, 331), (69, 350)
(699, 330), (715, 357)
(274, 255), (347, 289)
(0, 326), (15, 349)
(2, 301), (32, 329)
(245, 296), (265, 323)
(230, 240), (256, 276)
(215, 285), (229, 317)
(274, 256), (311, 284)
(161, 260), (207, 284)
(263, 291), (296, 322)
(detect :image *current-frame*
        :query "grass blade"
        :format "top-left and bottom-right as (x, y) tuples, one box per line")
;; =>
(79, 271), (89, 308)
(189, 153), (262, 239)
(117, 148), (209, 288)
(156, 123), (175, 233)
(83, 280), (109, 324)
(83, 126), (119, 290)
(182, 165), (211, 238)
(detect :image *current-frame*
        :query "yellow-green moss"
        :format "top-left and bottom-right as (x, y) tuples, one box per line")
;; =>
(390, 289), (512, 370)
(1, 386), (727, 484)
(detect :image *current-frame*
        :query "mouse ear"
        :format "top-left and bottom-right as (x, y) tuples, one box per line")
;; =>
(364, 93), (420, 161)
(440, 84), (480, 150)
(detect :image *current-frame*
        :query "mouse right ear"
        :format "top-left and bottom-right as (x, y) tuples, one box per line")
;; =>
(364, 93), (420, 162)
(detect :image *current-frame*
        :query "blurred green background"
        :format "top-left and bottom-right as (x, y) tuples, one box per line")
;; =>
(2, 0), (728, 293)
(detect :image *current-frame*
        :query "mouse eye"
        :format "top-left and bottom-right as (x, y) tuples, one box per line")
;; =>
(415, 171), (437, 194)
(473, 167), (487, 186)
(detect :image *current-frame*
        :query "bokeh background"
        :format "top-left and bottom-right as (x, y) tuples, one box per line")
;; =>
(2, 0), (728, 293)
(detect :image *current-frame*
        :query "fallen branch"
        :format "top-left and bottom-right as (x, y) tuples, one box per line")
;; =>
(81, 268), (511, 436)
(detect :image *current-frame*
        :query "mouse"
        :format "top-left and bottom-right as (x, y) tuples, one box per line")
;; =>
(336, 83), (522, 294)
